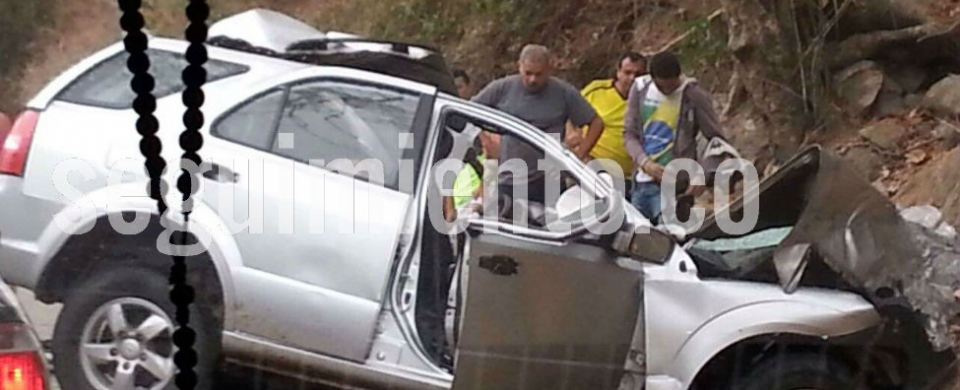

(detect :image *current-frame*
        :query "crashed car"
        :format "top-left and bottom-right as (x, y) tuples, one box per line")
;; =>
(0, 8), (955, 390)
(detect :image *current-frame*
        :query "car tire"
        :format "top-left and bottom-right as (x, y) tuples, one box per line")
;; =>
(735, 353), (856, 390)
(52, 265), (220, 390)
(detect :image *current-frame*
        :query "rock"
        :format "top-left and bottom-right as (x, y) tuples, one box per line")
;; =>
(880, 75), (903, 94)
(935, 222), (958, 240)
(887, 63), (928, 93)
(922, 75), (960, 118)
(858, 121), (907, 150)
(841, 145), (885, 181)
(873, 73), (907, 117)
(933, 122), (960, 147)
(873, 90), (906, 118)
(896, 147), (960, 227)
(835, 61), (885, 116)
(906, 149), (928, 164)
(900, 205), (944, 229)
(904, 93), (923, 109)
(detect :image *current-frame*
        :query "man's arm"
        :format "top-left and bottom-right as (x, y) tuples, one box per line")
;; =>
(623, 83), (648, 169)
(576, 115), (604, 161)
(443, 196), (457, 222)
(564, 121), (583, 150)
(689, 86), (725, 140)
(686, 86), (726, 196)
(566, 85), (602, 161)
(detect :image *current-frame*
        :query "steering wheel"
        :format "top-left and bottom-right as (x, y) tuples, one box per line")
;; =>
(496, 192), (548, 228)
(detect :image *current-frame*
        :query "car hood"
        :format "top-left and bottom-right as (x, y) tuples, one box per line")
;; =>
(209, 9), (327, 52)
(693, 145), (960, 352)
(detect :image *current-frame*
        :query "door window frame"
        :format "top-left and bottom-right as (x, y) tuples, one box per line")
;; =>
(429, 99), (619, 243)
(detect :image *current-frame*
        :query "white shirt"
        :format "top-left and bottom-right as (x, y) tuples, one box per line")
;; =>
(634, 76), (687, 183)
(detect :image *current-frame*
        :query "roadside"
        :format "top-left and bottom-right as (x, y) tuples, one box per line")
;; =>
(15, 288), (58, 342)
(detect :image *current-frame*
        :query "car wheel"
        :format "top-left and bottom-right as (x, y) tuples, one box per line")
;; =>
(52, 266), (219, 390)
(735, 353), (856, 390)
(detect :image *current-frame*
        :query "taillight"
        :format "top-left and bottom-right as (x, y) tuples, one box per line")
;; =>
(0, 110), (39, 176)
(0, 352), (45, 390)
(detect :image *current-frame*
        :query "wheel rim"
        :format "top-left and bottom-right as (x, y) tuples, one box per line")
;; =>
(79, 297), (176, 390)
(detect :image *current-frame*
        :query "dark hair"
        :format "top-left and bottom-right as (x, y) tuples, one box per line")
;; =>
(649, 51), (681, 79)
(618, 52), (646, 67)
(453, 69), (470, 84)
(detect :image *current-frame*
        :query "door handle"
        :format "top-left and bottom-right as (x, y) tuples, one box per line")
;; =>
(478, 255), (519, 276)
(202, 162), (239, 183)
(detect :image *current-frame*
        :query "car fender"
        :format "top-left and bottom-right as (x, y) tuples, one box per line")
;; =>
(35, 182), (242, 329)
(663, 298), (881, 390)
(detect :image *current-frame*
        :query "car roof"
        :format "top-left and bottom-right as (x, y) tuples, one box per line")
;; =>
(27, 10), (454, 110)
(205, 9), (455, 94)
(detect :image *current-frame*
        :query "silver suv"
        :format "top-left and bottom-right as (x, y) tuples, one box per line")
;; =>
(0, 9), (953, 390)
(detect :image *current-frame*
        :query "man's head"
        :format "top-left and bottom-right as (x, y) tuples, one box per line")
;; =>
(479, 131), (500, 159)
(517, 44), (553, 92)
(614, 52), (646, 92)
(453, 69), (473, 99)
(649, 51), (683, 95)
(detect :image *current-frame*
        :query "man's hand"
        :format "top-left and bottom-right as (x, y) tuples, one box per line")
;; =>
(443, 196), (457, 223)
(642, 160), (665, 182)
(575, 115), (604, 161)
(565, 121), (583, 150)
(685, 184), (707, 197)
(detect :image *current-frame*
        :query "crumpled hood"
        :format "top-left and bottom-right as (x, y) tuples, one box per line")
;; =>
(694, 145), (960, 351)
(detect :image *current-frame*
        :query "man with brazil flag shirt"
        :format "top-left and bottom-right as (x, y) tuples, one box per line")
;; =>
(623, 51), (726, 223)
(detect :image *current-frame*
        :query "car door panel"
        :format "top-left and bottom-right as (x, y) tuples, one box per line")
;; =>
(199, 71), (428, 362)
(453, 232), (642, 390)
(203, 140), (406, 361)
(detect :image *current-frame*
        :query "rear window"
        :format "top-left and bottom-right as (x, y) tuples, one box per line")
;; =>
(56, 48), (249, 109)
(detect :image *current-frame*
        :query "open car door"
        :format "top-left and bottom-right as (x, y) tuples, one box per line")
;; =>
(451, 230), (643, 390)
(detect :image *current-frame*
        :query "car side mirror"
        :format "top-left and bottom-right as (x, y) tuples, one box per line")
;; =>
(619, 226), (676, 264)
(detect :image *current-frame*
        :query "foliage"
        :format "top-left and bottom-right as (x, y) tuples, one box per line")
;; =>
(675, 16), (728, 67)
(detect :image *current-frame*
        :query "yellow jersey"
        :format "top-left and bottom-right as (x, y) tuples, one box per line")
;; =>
(580, 79), (633, 178)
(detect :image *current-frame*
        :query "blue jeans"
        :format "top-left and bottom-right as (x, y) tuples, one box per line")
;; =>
(631, 181), (661, 223)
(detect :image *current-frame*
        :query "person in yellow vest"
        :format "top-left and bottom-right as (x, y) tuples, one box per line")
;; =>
(568, 52), (647, 195)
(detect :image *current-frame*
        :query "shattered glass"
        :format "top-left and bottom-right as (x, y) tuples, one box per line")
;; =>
(691, 226), (793, 252)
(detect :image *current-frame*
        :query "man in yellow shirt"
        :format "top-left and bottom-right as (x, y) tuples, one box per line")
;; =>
(569, 53), (646, 194)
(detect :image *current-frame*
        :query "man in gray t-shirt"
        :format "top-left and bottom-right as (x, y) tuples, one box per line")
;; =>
(472, 44), (604, 203)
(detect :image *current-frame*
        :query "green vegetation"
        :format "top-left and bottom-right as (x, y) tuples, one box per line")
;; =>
(674, 16), (728, 70)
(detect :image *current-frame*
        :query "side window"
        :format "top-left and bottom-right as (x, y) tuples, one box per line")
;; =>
(213, 88), (285, 149)
(438, 111), (599, 232)
(274, 80), (420, 190)
(57, 49), (249, 109)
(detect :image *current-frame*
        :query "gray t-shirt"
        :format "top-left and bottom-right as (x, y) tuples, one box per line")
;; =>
(472, 75), (596, 185)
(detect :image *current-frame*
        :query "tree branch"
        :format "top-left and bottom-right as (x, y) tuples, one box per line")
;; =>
(828, 22), (959, 69)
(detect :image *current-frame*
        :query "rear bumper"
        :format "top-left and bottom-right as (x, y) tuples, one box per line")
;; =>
(0, 175), (62, 289)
